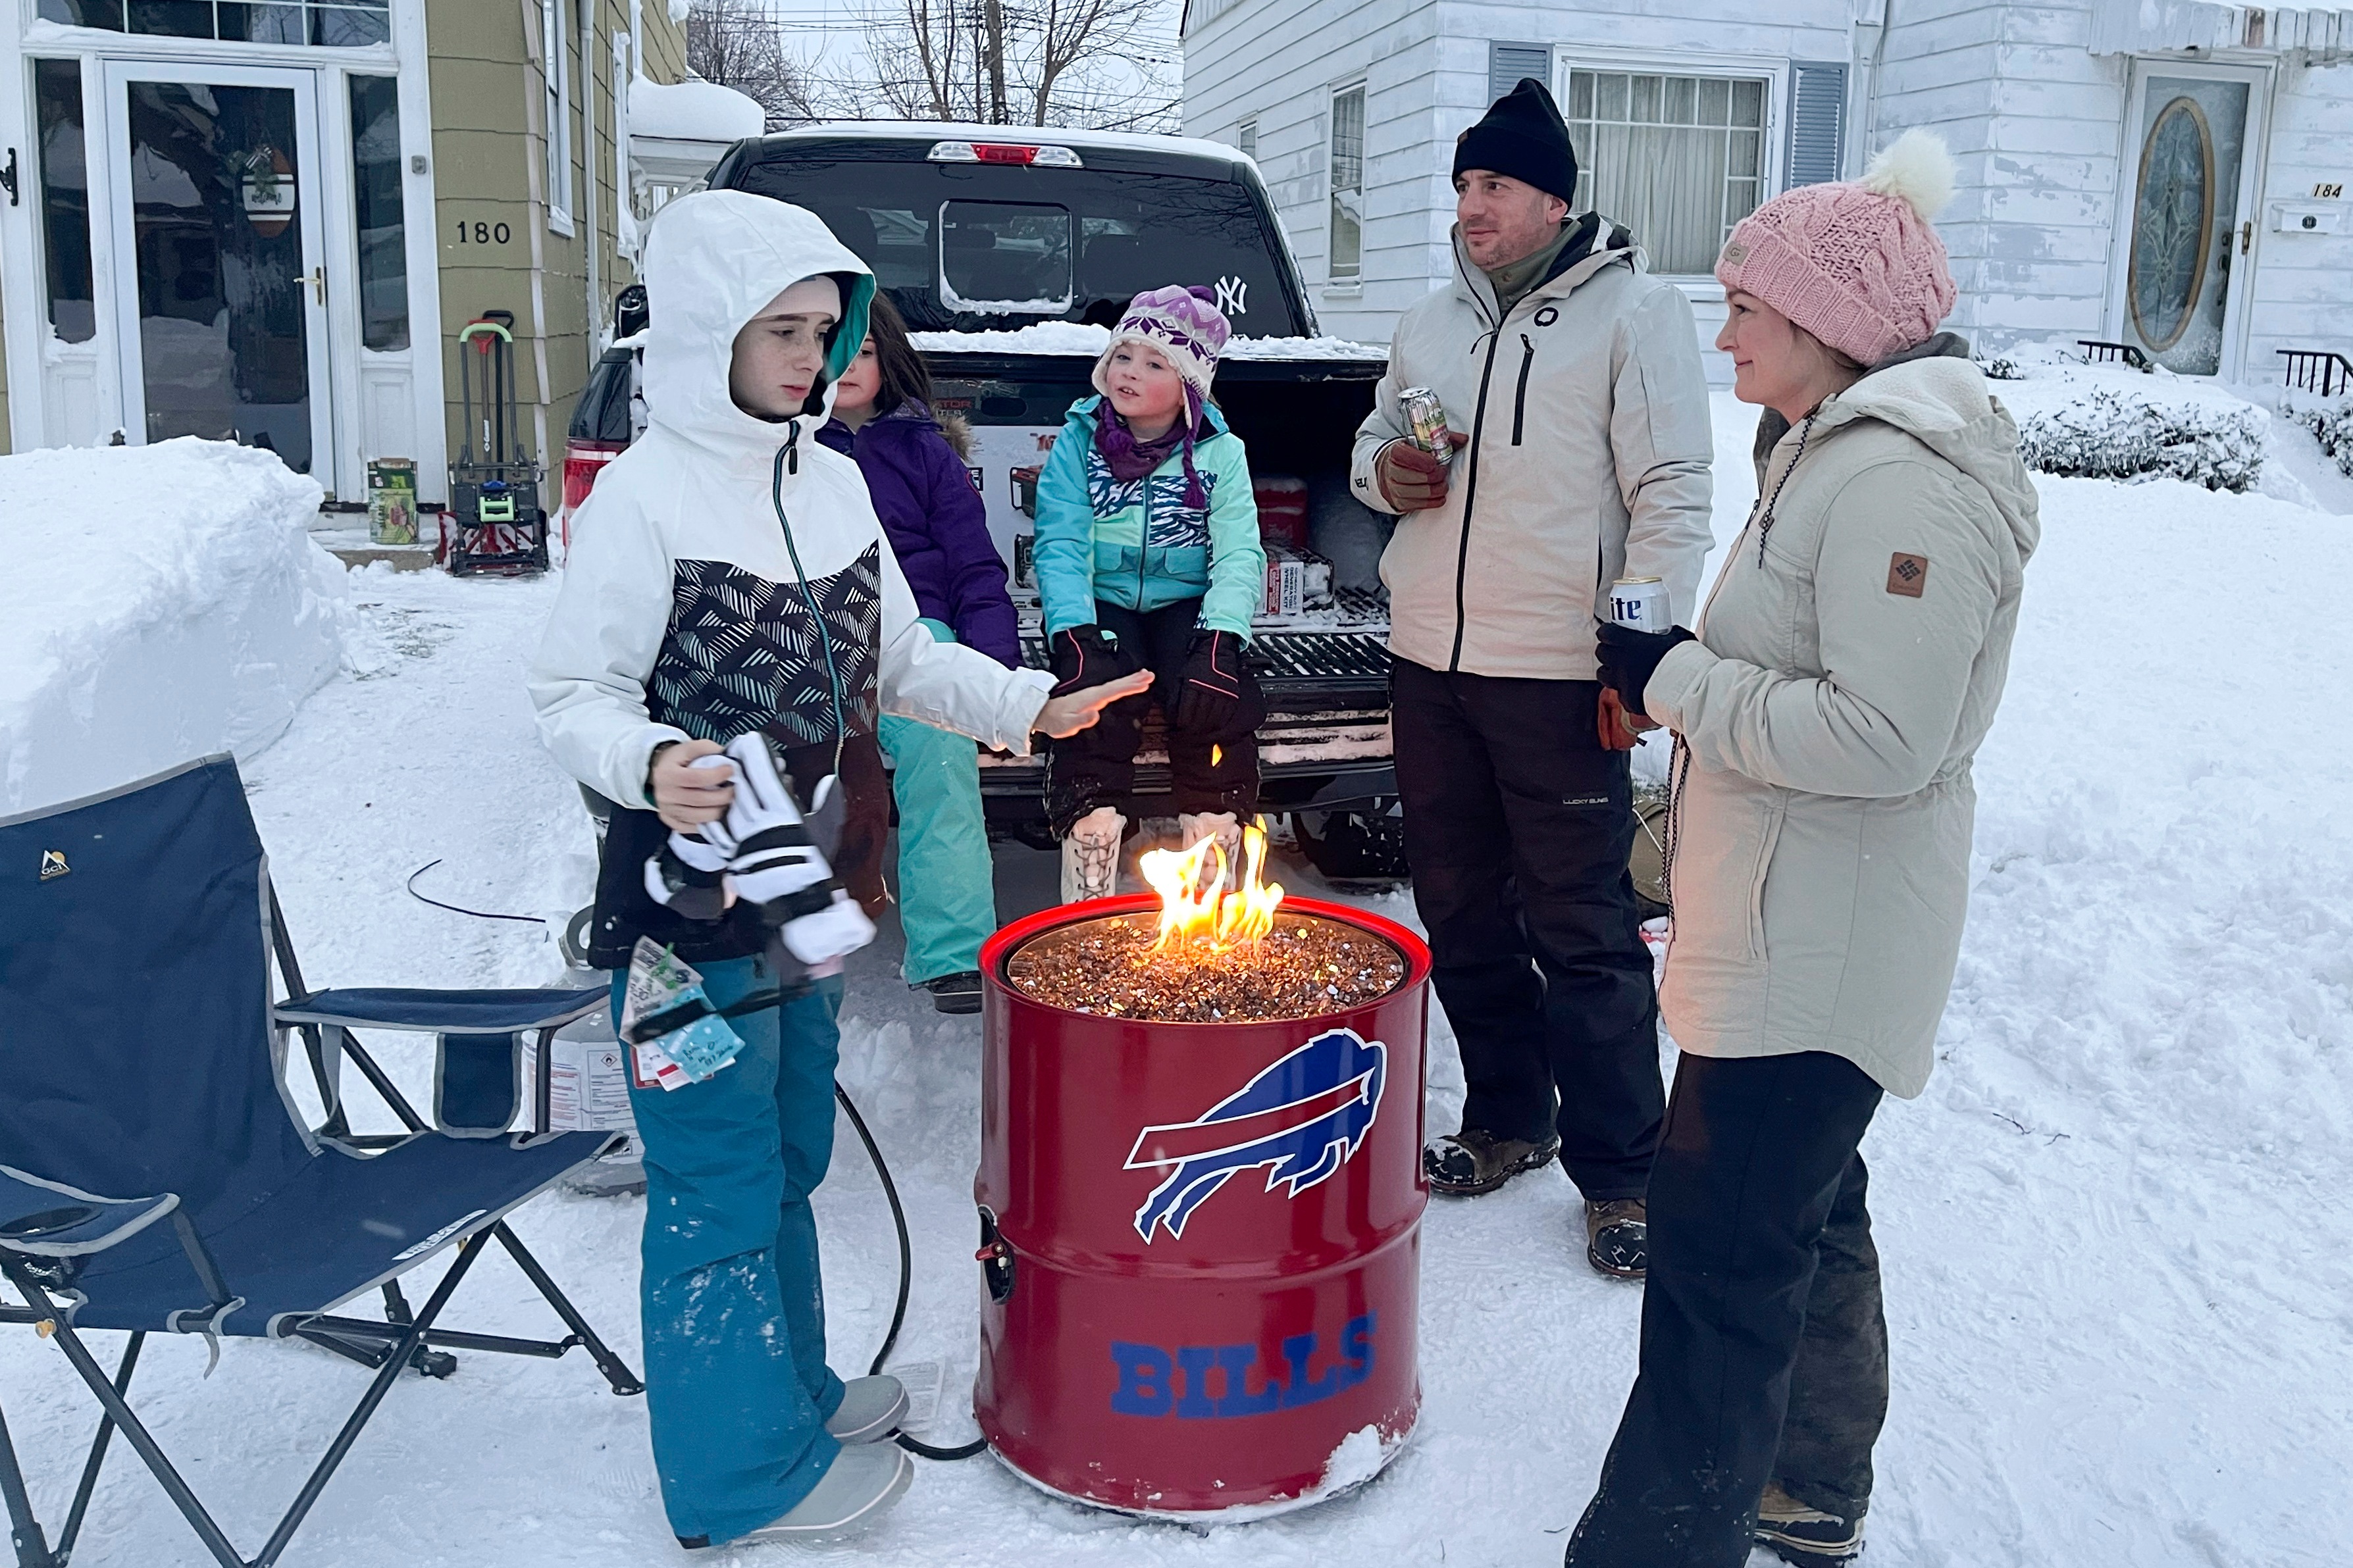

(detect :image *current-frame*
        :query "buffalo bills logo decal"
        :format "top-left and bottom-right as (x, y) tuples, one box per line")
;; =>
(1125, 1028), (1387, 1242)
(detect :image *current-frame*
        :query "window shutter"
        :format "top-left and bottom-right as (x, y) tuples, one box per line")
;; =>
(1785, 61), (1848, 188)
(1489, 43), (1552, 107)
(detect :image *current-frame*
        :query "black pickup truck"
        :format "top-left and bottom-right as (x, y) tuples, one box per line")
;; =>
(567, 122), (1404, 877)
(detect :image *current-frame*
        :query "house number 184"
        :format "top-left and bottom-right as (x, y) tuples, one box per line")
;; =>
(455, 220), (513, 244)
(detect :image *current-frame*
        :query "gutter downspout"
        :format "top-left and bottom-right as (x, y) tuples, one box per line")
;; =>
(582, 0), (604, 355)
(1861, 0), (1896, 163)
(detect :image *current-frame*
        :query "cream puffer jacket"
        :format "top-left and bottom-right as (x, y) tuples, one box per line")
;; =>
(1644, 352), (2039, 1096)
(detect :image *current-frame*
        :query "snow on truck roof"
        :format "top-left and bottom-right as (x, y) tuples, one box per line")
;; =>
(907, 324), (1385, 362)
(753, 120), (1260, 171)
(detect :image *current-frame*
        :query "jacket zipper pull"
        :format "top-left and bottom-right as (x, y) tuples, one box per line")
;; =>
(786, 421), (800, 475)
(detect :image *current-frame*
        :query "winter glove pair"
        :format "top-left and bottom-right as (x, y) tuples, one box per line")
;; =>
(643, 733), (877, 968)
(1048, 623), (1143, 697)
(1594, 620), (1696, 718)
(1170, 629), (1256, 742)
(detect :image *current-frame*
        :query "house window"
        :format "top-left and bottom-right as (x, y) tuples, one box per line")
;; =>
(1239, 118), (1258, 161)
(1565, 69), (1767, 276)
(36, 0), (391, 45)
(1329, 84), (1366, 281)
(349, 76), (409, 352)
(543, 0), (576, 233)
(33, 60), (95, 345)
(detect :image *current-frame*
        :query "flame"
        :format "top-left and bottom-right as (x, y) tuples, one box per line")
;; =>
(1136, 824), (1285, 951)
(1210, 744), (1224, 769)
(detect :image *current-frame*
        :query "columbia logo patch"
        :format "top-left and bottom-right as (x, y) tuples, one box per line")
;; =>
(1886, 553), (1929, 597)
(39, 849), (69, 881)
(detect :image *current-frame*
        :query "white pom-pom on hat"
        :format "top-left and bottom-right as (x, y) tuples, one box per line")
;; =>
(1859, 128), (1956, 222)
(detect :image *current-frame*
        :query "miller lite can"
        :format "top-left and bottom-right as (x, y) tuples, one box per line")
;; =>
(1399, 386), (1455, 465)
(1609, 576), (1670, 634)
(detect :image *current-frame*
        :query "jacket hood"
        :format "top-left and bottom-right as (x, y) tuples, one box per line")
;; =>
(640, 190), (876, 465)
(1449, 212), (1640, 323)
(1816, 351), (2040, 567)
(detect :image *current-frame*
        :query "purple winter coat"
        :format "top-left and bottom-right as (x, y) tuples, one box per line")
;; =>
(817, 403), (1020, 668)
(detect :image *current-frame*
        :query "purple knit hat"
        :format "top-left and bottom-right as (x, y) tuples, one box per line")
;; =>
(1091, 285), (1232, 507)
(1715, 129), (1959, 367)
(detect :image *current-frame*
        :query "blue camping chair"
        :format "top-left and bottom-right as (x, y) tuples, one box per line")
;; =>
(0, 757), (641, 1568)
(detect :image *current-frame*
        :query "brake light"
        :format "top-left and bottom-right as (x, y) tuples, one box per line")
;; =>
(927, 139), (1082, 168)
(560, 439), (624, 549)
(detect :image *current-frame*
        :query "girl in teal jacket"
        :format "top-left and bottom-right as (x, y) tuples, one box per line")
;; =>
(1032, 286), (1266, 901)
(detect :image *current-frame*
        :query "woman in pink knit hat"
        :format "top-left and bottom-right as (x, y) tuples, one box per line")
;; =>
(1567, 131), (2042, 1568)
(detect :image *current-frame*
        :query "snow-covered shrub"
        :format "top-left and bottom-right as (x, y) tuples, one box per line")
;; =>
(2015, 389), (2265, 492)
(2284, 398), (2353, 478)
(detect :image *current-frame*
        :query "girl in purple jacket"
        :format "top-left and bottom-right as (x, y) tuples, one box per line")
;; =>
(819, 295), (1018, 1012)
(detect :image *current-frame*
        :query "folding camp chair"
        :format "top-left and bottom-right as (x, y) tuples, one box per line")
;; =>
(0, 756), (641, 1568)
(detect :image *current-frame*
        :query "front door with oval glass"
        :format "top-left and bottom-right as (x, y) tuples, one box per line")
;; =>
(104, 64), (332, 474)
(2116, 69), (2265, 377)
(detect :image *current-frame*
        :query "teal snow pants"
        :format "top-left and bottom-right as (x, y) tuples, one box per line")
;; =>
(878, 618), (1000, 984)
(613, 955), (848, 1546)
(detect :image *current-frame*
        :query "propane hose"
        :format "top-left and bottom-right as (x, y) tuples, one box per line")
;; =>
(833, 1082), (990, 1462)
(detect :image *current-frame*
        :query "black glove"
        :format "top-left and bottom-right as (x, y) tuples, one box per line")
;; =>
(1595, 621), (1696, 715)
(1171, 630), (1254, 740)
(1048, 623), (1141, 697)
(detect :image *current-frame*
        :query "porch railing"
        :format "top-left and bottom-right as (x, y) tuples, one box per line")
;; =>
(2279, 349), (2353, 399)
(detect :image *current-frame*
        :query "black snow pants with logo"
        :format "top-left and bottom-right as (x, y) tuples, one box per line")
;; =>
(1388, 657), (1663, 1200)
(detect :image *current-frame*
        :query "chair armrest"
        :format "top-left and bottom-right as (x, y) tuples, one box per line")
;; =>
(0, 1165), (179, 1257)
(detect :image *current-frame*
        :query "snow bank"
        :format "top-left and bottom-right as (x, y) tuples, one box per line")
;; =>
(629, 78), (763, 143)
(1982, 351), (2268, 492)
(909, 323), (1386, 361)
(2283, 392), (2353, 478)
(0, 438), (345, 813)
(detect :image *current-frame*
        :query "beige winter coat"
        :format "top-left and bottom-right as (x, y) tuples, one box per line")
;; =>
(1644, 355), (2039, 1097)
(1349, 222), (1716, 680)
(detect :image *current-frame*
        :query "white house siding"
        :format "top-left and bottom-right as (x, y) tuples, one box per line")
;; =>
(2247, 61), (2353, 376)
(1183, 0), (1854, 362)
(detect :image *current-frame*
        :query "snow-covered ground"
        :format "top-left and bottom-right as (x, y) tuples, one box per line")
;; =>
(5, 390), (2350, 1567)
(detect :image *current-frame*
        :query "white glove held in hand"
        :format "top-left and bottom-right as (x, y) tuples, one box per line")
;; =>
(706, 733), (876, 963)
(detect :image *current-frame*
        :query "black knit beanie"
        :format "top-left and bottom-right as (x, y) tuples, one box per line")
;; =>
(1453, 77), (1578, 205)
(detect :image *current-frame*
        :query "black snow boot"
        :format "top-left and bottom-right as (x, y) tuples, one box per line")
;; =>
(919, 971), (983, 1015)
(1422, 1128), (1561, 1196)
(1754, 1481), (1865, 1565)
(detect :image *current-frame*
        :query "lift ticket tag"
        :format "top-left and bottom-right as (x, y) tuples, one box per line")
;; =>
(620, 940), (702, 1092)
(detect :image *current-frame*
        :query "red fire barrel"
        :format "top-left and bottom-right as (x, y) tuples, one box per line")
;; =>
(973, 894), (1432, 1517)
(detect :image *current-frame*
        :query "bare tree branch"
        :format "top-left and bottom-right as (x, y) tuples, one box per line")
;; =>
(832, 0), (1179, 132)
(687, 0), (826, 128)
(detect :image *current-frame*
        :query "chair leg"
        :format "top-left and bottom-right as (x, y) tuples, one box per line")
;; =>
(56, 1332), (142, 1563)
(0, 1386), (59, 1568)
(492, 1225), (644, 1396)
(0, 1263), (243, 1568)
(250, 1231), (492, 1568)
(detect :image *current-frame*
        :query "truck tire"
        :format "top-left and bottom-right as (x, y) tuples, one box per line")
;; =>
(1293, 799), (1410, 884)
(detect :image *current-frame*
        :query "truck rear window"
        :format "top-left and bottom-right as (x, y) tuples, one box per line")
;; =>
(725, 157), (1306, 337)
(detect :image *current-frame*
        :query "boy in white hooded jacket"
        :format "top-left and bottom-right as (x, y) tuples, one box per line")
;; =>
(529, 190), (1143, 1546)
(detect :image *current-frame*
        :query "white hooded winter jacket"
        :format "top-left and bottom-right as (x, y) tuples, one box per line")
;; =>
(528, 191), (1052, 963)
(1645, 353), (2039, 1097)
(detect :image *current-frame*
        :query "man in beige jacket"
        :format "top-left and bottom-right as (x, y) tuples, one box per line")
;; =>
(1348, 78), (1714, 1277)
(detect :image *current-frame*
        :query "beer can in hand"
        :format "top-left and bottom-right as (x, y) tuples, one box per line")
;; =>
(1399, 386), (1455, 465)
(1609, 576), (1670, 634)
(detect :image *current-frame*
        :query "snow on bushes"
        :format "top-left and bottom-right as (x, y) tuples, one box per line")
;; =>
(2283, 395), (2353, 478)
(0, 438), (346, 813)
(1987, 354), (2268, 492)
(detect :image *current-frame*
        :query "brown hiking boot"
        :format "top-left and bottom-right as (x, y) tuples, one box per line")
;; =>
(1584, 1198), (1647, 1279)
(1421, 1128), (1561, 1196)
(1754, 1480), (1864, 1564)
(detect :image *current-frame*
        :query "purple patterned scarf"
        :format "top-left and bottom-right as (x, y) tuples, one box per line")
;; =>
(1094, 387), (1210, 507)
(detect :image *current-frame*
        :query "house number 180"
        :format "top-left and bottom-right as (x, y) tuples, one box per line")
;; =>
(455, 220), (513, 244)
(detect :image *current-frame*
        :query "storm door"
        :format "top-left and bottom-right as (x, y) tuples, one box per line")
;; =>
(2112, 63), (2269, 378)
(103, 63), (332, 473)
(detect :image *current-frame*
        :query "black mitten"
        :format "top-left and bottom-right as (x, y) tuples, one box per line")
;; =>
(1594, 621), (1696, 713)
(1048, 623), (1142, 696)
(1171, 630), (1254, 740)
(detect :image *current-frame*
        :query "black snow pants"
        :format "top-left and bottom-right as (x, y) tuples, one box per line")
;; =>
(1389, 656), (1662, 1200)
(1566, 1049), (1890, 1568)
(1045, 597), (1262, 836)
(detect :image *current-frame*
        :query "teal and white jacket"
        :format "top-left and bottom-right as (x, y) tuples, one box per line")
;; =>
(1031, 395), (1264, 640)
